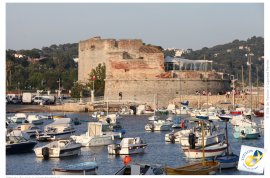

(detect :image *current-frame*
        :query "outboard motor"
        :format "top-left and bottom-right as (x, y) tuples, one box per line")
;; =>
(169, 133), (176, 144)
(188, 133), (196, 149)
(106, 117), (111, 124)
(42, 147), (50, 159)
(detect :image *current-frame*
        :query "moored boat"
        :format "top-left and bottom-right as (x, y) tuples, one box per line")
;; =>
(145, 120), (172, 131)
(165, 161), (220, 175)
(34, 139), (81, 158)
(71, 122), (114, 147)
(108, 137), (147, 155)
(52, 162), (98, 175)
(6, 135), (37, 154)
(183, 142), (227, 159)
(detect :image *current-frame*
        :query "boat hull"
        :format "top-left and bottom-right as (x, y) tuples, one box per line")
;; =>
(6, 142), (37, 154)
(34, 144), (81, 158)
(72, 135), (113, 147)
(165, 161), (220, 175)
(216, 154), (239, 169)
(183, 144), (227, 159)
(108, 144), (147, 155)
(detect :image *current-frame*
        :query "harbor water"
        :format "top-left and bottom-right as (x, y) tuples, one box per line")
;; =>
(6, 112), (264, 175)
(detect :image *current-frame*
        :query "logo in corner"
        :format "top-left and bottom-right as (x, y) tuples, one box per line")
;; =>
(238, 145), (265, 174)
(244, 150), (263, 167)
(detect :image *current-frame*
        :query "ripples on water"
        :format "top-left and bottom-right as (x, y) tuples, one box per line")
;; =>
(6, 113), (264, 175)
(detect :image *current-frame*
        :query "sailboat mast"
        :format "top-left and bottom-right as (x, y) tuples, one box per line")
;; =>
(256, 66), (259, 109)
(225, 120), (229, 155)
(242, 65), (244, 91)
(248, 54), (252, 113)
(201, 121), (205, 165)
(179, 60), (182, 116)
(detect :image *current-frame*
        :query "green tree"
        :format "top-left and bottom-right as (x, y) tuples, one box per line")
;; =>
(87, 63), (106, 96)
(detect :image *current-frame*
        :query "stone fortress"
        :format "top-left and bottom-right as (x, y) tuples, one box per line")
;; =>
(78, 36), (231, 107)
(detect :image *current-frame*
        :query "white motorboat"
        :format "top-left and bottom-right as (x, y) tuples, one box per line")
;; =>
(145, 120), (173, 131)
(148, 115), (159, 121)
(7, 123), (41, 139)
(71, 122), (114, 147)
(165, 122), (224, 147)
(8, 113), (27, 124)
(44, 117), (76, 137)
(52, 162), (98, 175)
(108, 137), (147, 155)
(27, 114), (45, 125)
(183, 142), (227, 159)
(115, 164), (165, 175)
(101, 122), (123, 139)
(34, 139), (81, 159)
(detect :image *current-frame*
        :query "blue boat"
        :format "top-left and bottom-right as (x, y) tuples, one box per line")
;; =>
(52, 162), (98, 175)
(216, 154), (239, 169)
(6, 135), (37, 154)
(196, 115), (209, 120)
(216, 117), (239, 169)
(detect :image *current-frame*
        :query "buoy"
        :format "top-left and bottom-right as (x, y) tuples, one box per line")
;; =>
(180, 120), (184, 129)
(123, 156), (132, 165)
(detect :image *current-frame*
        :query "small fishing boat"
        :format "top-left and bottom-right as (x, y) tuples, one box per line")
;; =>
(216, 153), (239, 169)
(165, 120), (220, 175)
(145, 120), (172, 131)
(233, 125), (260, 139)
(108, 137), (147, 155)
(216, 117), (239, 169)
(34, 139), (81, 159)
(165, 120), (224, 147)
(71, 122), (114, 147)
(6, 135), (37, 154)
(52, 162), (98, 175)
(165, 161), (220, 175)
(183, 142), (227, 159)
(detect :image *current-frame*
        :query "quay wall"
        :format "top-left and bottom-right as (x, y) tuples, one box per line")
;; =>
(104, 79), (231, 107)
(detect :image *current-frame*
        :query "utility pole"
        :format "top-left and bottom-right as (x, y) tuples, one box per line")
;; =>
(57, 78), (61, 97)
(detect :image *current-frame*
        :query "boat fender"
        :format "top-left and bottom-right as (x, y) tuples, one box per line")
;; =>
(188, 133), (196, 149)
(42, 147), (50, 159)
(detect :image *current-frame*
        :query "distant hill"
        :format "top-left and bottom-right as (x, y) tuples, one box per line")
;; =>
(6, 36), (264, 91)
(6, 43), (78, 91)
(166, 36), (264, 86)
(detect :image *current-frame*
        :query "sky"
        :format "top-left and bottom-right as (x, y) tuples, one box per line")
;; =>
(6, 3), (264, 50)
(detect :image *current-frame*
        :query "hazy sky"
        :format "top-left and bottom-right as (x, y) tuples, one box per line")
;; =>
(6, 3), (264, 50)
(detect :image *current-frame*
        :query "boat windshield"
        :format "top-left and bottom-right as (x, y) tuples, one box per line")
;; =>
(102, 124), (110, 132)
(7, 136), (28, 142)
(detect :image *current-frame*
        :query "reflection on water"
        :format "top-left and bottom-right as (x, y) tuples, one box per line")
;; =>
(6, 112), (264, 175)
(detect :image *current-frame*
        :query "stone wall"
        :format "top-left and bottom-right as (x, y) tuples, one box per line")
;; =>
(78, 37), (145, 83)
(104, 78), (230, 107)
